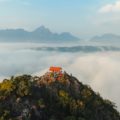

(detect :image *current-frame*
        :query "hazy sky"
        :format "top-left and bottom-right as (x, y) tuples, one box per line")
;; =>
(0, 0), (120, 38)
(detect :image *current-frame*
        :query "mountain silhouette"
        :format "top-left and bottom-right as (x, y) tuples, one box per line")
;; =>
(90, 34), (120, 43)
(0, 26), (79, 42)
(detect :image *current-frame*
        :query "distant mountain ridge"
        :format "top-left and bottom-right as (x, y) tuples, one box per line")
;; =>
(0, 26), (79, 42)
(90, 34), (120, 43)
(31, 45), (120, 53)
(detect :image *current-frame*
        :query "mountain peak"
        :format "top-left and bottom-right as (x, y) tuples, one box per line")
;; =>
(0, 67), (119, 120)
(0, 26), (80, 42)
(34, 26), (51, 33)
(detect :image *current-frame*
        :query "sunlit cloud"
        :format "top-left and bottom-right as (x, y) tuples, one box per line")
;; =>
(99, 1), (120, 13)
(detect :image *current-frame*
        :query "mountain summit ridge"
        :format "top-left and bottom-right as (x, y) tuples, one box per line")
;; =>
(90, 33), (120, 43)
(0, 26), (79, 42)
(0, 71), (119, 120)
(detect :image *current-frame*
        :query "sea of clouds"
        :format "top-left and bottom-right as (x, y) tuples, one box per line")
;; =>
(0, 43), (120, 111)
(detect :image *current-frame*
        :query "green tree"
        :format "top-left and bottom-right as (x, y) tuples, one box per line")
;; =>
(0, 110), (10, 120)
(58, 90), (70, 107)
(64, 116), (76, 120)
(13, 75), (32, 97)
(0, 79), (15, 99)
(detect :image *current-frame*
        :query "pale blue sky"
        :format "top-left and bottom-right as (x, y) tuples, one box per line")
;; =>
(0, 0), (120, 38)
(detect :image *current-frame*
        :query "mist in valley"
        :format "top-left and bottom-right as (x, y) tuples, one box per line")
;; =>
(0, 42), (120, 111)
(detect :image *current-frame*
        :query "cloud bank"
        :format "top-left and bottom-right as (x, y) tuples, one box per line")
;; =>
(0, 43), (120, 111)
(66, 52), (120, 111)
(99, 1), (120, 13)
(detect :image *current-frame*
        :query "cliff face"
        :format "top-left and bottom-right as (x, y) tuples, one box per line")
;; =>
(0, 72), (119, 120)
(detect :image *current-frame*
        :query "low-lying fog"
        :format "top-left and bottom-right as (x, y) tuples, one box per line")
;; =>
(0, 42), (120, 111)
